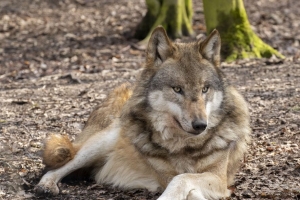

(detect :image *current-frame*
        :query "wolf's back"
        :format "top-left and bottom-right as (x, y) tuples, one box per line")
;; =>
(42, 83), (133, 169)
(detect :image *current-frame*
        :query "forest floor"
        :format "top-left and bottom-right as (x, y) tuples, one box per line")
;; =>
(0, 0), (299, 199)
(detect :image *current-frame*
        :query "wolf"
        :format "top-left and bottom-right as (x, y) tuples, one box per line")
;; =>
(35, 26), (250, 200)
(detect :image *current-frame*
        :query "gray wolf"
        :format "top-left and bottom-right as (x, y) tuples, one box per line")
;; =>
(36, 27), (251, 200)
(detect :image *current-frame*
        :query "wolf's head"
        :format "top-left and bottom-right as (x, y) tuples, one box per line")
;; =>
(144, 27), (225, 140)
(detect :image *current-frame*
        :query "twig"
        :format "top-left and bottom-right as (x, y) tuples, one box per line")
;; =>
(0, 158), (40, 162)
(22, 178), (32, 186)
(22, 124), (33, 137)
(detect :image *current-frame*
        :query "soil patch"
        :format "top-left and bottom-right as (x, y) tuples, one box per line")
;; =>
(0, 0), (299, 199)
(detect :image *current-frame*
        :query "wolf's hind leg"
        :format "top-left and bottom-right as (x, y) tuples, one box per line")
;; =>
(36, 125), (120, 195)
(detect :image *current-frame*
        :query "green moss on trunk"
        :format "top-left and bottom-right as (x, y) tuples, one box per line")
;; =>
(135, 0), (193, 40)
(218, 7), (284, 61)
(203, 0), (284, 61)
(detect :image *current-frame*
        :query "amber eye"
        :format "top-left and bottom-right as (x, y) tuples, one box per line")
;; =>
(173, 87), (182, 94)
(202, 86), (209, 93)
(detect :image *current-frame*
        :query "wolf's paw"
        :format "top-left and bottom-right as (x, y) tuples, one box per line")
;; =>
(158, 190), (207, 200)
(35, 179), (59, 196)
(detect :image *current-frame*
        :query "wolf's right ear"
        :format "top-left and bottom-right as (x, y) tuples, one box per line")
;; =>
(146, 26), (173, 67)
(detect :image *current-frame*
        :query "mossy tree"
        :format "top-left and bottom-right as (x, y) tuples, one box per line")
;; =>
(135, 0), (194, 40)
(203, 0), (284, 61)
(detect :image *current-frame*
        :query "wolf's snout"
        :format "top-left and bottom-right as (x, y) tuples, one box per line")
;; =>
(192, 119), (207, 133)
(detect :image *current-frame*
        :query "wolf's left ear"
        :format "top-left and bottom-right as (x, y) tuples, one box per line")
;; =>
(146, 26), (173, 67)
(199, 29), (221, 67)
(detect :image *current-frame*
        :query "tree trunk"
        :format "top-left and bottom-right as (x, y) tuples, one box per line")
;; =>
(203, 0), (284, 61)
(135, 0), (194, 40)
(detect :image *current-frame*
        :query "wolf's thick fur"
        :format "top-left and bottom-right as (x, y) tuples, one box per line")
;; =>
(36, 27), (250, 199)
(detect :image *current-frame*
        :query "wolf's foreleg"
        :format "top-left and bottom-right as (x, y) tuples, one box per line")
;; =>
(35, 126), (120, 195)
(157, 173), (230, 200)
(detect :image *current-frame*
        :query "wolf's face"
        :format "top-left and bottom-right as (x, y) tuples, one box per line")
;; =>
(146, 27), (224, 139)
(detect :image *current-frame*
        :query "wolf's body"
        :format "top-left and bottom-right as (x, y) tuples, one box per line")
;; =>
(36, 27), (250, 200)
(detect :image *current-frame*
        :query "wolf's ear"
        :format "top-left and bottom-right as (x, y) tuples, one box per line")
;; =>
(146, 26), (173, 67)
(199, 29), (221, 67)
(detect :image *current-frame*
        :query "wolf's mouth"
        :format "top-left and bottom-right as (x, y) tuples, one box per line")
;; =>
(173, 117), (201, 135)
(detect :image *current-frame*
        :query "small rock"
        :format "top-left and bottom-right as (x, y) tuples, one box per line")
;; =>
(65, 33), (77, 40)
(71, 56), (78, 63)
(29, 140), (42, 148)
(40, 63), (47, 70)
(266, 160), (274, 167)
(289, 124), (298, 131)
(266, 146), (274, 152)
(61, 190), (70, 194)
(270, 13), (283, 24)
(242, 189), (255, 198)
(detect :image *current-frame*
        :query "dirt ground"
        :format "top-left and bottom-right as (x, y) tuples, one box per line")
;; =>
(0, 0), (299, 199)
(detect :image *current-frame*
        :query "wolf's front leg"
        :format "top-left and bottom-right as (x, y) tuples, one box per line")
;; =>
(35, 126), (120, 195)
(157, 173), (230, 200)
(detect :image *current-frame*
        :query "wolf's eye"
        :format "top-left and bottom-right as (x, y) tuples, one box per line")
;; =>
(202, 86), (209, 93)
(173, 87), (182, 94)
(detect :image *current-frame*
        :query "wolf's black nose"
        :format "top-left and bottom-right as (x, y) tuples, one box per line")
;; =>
(192, 120), (207, 132)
